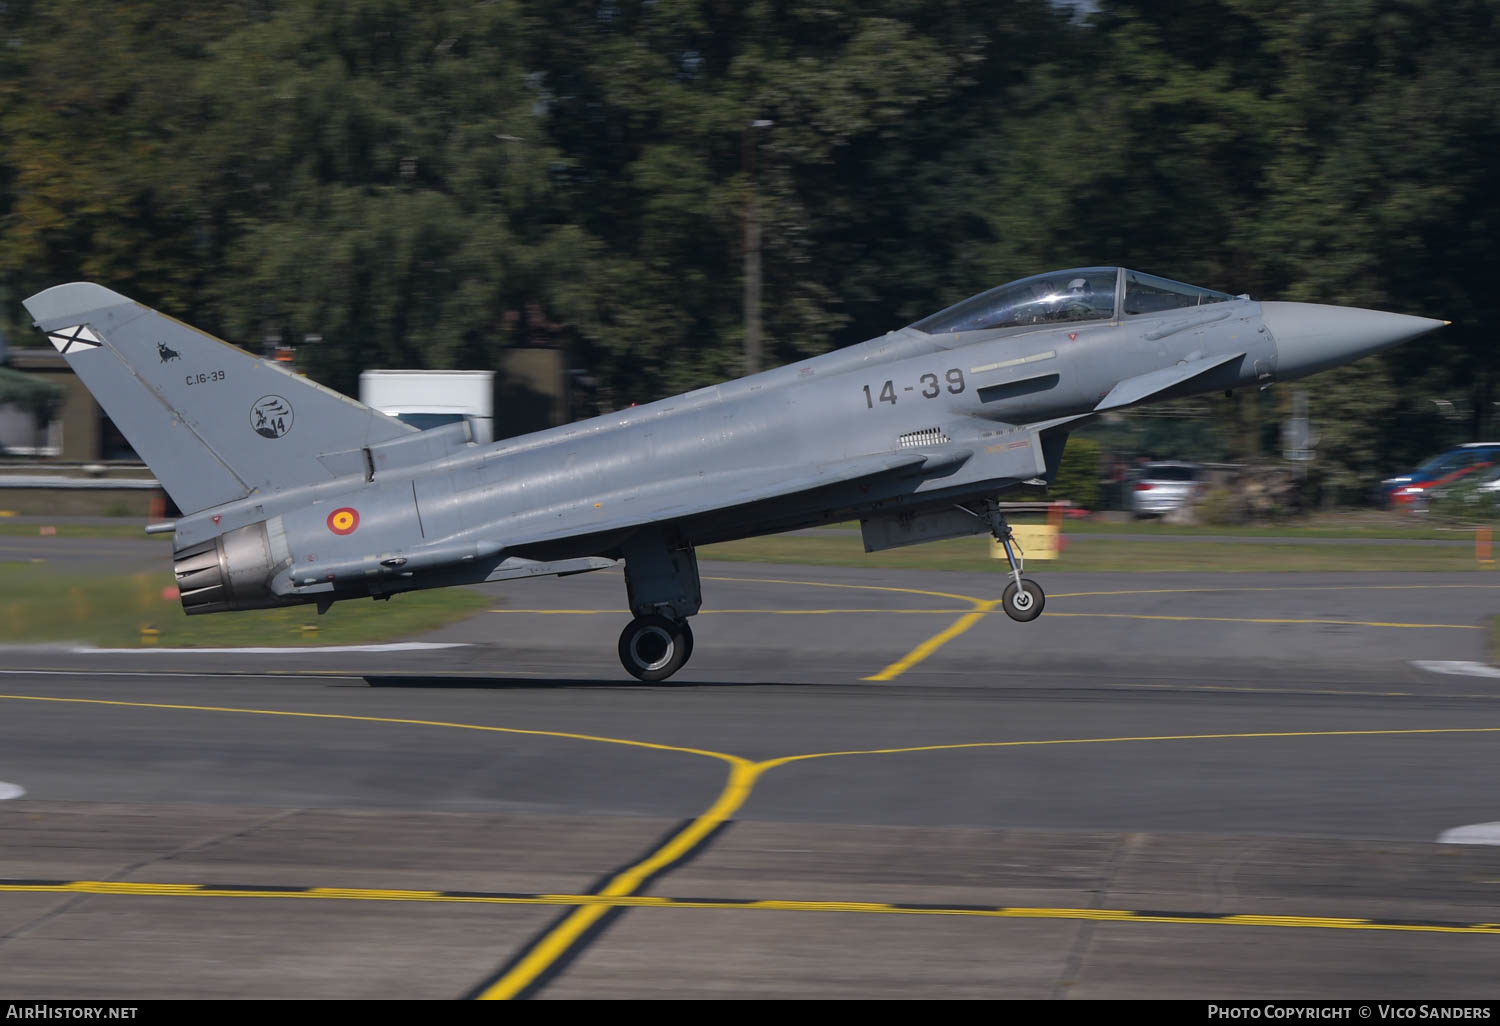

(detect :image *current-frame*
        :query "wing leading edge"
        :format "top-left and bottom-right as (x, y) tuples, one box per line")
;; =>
(1094, 351), (1246, 412)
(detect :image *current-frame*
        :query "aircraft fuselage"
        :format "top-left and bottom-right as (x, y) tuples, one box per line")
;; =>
(24, 267), (1444, 680)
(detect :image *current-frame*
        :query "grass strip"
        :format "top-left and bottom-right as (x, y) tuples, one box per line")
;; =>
(0, 564), (491, 649)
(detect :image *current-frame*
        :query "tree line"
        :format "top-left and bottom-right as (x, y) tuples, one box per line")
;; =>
(2, 0), (1497, 500)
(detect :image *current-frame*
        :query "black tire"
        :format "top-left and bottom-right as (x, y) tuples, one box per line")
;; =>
(1001, 579), (1045, 622)
(618, 614), (691, 682)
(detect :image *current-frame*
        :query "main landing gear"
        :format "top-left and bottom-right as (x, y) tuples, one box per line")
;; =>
(616, 532), (702, 683)
(610, 506), (1044, 679)
(986, 499), (1045, 622)
(618, 614), (694, 682)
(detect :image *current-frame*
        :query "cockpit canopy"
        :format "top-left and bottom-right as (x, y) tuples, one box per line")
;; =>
(908, 267), (1237, 335)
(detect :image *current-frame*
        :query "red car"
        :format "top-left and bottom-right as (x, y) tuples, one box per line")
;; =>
(1383, 445), (1500, 511)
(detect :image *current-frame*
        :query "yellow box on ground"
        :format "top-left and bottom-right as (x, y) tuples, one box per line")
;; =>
(989, 523), (1059, 560)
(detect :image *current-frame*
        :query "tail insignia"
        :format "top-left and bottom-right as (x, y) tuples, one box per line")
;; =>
(46, 324), (103, 354)
(250, 395), (294, 439)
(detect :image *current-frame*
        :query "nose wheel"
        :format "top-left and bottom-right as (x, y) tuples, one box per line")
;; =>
(986, 499), (1046, 622)
(1001, 578), (1045, 621)
(618, 614), (694, 682)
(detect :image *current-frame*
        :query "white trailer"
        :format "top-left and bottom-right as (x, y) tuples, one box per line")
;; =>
(359, 369), (495, 445)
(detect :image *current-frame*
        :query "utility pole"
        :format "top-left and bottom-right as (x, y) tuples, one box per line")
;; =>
(743, 119), (773, 376)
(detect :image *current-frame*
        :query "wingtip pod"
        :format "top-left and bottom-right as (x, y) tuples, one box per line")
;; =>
(21, 282), (136, 328)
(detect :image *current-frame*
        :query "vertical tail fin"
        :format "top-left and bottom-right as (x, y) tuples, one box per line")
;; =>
(23, 282), (413, 515)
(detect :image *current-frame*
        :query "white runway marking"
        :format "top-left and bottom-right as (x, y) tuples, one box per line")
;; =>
(1438, 822), (1500, 845)
(66, 642), (469, 655)
(0, 782), (24, 800)
(1410, 660), (1500, 678)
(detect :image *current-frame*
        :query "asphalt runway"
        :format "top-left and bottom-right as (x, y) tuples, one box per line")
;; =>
(0, 533), (167, 569)
(2, 558), (1500, 999)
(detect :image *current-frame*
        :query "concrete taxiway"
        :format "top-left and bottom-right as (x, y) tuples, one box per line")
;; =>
(2, 561), (1499, 999)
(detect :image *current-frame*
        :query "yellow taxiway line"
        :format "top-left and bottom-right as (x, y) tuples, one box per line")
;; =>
(489, 576), (1494, 683)
(1044, 612), (1481, 630)
(5, 694), (1500, 998)
(4, 880), (1495, 936)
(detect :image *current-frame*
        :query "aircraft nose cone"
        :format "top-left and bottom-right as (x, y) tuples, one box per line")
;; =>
(1262, 301), (1447, 381)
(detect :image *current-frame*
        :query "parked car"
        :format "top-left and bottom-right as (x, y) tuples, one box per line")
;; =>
(1425, 462), (1500, 515)
(1379, 443), (1500, 511)
(1129, 461), (1202, 518)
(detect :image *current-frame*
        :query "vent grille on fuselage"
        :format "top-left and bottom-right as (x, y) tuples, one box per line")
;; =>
(899, 427), (950, 449)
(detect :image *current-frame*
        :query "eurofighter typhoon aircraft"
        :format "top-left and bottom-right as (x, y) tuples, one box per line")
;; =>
(24, 269), (1444, 681)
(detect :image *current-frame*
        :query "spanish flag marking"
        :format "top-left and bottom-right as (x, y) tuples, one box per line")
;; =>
(327, 507), (360, 535)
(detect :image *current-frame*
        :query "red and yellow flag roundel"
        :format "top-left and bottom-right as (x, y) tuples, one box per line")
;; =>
(326, 507), (360, 535)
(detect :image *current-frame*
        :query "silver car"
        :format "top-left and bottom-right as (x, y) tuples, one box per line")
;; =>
(1129, 461), (1202, 518)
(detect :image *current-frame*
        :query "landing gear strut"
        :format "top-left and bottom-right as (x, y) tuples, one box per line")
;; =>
(616, 531), (702, 682)
(986, 499), (1045, 622)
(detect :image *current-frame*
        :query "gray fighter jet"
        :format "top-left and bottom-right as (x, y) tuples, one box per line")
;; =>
(23, 268), (1445, 681)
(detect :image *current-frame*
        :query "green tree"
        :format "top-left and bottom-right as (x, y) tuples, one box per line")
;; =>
(1051, 436), (1102, 510)
(0, 1), (249, 323)
(187, 0), (581, 393)
(4, 0), (1498, 514)
(518, 0), (1065, 400)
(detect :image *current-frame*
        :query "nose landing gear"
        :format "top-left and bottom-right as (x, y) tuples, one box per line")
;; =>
(986, 499), (1045, 622)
